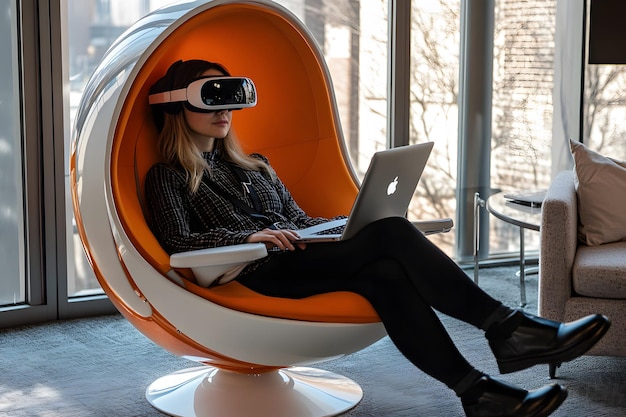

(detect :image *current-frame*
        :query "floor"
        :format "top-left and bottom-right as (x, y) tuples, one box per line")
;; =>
(1, 266), (625, 416)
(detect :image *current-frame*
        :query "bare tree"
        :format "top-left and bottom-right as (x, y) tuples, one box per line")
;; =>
(583, 65), (626, 158)
(407, 0), (460, 251)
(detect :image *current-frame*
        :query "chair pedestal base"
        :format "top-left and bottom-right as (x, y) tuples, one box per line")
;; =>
(146, 366), (363, 417)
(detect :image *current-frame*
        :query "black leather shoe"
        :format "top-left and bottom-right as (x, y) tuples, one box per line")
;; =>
(461, 376), (567, 417)
(487, 311), (610, 376)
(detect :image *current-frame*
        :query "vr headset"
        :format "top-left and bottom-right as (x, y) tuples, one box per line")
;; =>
(149, 76), (257, 113)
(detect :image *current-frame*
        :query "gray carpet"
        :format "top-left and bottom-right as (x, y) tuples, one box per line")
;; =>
(1, 266), (625, 416)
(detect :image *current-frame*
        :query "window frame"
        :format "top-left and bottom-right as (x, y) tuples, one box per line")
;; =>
(0, 0), (589, 328)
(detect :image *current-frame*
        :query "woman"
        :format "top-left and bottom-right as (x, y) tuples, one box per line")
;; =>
(145, 59), (610, 417)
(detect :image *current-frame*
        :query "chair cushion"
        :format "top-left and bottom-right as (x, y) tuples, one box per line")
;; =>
(182, 280), (380, 323)
(572, 241), (626, 299)
(570, 139), (626, 246)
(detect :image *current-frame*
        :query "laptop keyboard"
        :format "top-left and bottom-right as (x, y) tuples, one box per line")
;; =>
(315, 225), (345, 235)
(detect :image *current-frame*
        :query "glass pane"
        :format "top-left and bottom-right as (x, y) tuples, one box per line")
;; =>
(582, 64), (626, 160)
(488, 0), (556, 256)
(351, 0), (389, 174)
(0, 0), (26, 306)
(65, 0), (177, 297)
(409, 0), (460, 255)
(277, 0), (389, 176)
(584, 2), (626, 158)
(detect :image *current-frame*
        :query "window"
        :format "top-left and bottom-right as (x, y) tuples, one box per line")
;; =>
(2, 0), (587, 327)
(66, 0), (175, 298)
(409, 0), (460, 254)
(275, 0), (389, 174)
(0, 0), (26, 307)
(488, 0), (556, 256)
(64, 0), (389, 297)
(407, 0), (557, 260)
(583, 1), (626, 160)
(64, 0), (560, 287)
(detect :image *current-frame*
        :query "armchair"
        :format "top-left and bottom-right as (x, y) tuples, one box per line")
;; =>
(71, 1), (450, 415)
(539, 170), (626, 377)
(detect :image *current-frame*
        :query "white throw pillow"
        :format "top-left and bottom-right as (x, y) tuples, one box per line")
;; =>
(570, 138), (626, 246)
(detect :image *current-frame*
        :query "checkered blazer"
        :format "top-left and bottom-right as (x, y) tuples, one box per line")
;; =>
(144, 151), (333, 275)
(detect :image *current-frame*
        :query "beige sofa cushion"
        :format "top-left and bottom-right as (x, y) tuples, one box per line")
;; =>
(570, 139), (626, 246)
(572, 241), (626, 299)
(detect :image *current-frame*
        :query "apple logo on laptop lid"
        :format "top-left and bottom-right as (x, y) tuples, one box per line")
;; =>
(387, 176), (399, 195)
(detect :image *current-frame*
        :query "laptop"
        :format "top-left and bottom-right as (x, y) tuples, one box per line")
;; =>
(295, 141), (434, 243)
(503, 190), (547, 207)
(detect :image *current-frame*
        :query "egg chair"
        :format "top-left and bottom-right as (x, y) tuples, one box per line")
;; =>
(71, 1), (450, 416)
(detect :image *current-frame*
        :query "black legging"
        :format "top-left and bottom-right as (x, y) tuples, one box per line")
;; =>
(238, 217), (503, 389)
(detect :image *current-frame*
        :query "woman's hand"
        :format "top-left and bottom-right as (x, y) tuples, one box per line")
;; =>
(245, 228), (307, 251)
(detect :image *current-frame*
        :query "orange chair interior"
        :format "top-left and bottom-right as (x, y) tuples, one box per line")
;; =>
(110, 3), (380, 324)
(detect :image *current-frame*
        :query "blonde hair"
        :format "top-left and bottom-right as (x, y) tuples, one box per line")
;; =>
(157, 112), (274, 193)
